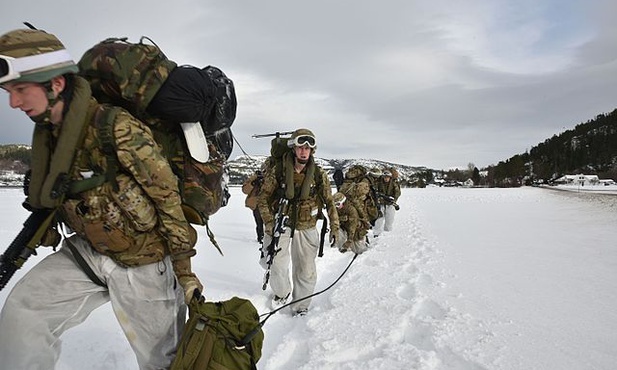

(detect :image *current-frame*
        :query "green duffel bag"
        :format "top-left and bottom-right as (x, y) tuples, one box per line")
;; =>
(171, 296), (264, 370)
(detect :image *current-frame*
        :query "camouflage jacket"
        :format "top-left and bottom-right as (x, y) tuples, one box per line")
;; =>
(341, 179), (378, 223)
(337, 202), (368, 241)
(375, 178), (401, 204)
(241, 172), (262, 211)
(50, 77), (194, 273)
(257, 156), (339, 234)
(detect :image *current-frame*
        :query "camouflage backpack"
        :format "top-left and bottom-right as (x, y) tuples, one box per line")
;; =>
(340, 165), (380, 224)
(77, 36), (236, 227)
(344, 164), (368, 181)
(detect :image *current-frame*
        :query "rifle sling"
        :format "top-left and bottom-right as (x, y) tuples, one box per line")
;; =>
(65, 239), (107, 288)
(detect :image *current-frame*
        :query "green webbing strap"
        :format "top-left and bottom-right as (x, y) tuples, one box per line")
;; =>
(67, 174), (108, 195)
(95, 106), (121, 192)
(172, 298), (212, 369)
(64, 106), (120, 196)
(65, 238), (107, 288)
(204, 221), (224, 256)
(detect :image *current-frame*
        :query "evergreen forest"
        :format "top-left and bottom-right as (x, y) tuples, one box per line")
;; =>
(483, 108), (617, 187)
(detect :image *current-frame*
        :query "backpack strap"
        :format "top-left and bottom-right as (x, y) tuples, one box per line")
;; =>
(67, 106), (120, 195)
(96, 106), (121, 192)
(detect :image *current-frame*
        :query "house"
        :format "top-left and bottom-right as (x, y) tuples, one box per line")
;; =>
(554, 174), (599, 186)
(599, 179), (616, 186)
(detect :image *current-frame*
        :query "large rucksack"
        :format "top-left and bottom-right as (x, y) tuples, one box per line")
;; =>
(340, 165), (380, 224)
(77, 36), (236, 227)
(171, 296), (265, 370)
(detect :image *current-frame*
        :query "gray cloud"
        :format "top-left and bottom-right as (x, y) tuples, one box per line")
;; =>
(2, 0), (617, 170)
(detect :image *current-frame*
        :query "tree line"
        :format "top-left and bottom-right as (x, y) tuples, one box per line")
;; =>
(0, 145), (30, 173)
(480, 108), (617, 187)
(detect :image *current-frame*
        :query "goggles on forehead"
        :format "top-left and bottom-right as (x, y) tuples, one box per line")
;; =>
(0, 49), (75, 84)
(290, 135), (316, 148)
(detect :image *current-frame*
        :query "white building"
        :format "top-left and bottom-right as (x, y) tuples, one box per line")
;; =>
(554, 174), (599, 186)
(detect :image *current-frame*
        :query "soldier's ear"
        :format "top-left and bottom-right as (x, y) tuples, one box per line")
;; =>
(50, 76), (66, 96)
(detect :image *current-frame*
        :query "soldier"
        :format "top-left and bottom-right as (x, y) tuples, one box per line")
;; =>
(257, 128), (339, 316)
(332, 187), (370, 254)
(242, 168), (265, 243)
(373, 168), (402, 236)
(340, 165), (380, 228)
(0, 28), (201, 369)
(332, 167), (344, 191)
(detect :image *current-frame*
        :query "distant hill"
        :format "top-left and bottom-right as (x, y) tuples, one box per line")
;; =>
(227, 155), (430, 186)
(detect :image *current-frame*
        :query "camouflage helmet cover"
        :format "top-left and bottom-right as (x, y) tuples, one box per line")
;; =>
(332, 192), (346, 205)
(0, 29), (78, 84)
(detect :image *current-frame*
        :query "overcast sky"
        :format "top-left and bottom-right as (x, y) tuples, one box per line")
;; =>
(1, 0), (617, 170)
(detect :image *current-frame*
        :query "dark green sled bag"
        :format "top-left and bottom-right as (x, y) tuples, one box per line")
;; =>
(171, 296), (264, 370)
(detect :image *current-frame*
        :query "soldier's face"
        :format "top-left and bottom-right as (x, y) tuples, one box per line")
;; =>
(294, 145), (311, 162)
(3, 81), (49, 118)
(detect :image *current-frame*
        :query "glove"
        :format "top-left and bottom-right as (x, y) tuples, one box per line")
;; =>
(178, 275), (203, 304)
(173, 257), (203, 303)
(329, 232), (337, 247)
(340, 240), (352, 253)
(265, 222), (274, 236)
(394, 204), (400, 211)
(40, 226), (61, 248)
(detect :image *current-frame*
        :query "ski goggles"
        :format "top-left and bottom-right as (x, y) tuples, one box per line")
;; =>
(334, 195), (346, 208)
(0, 49), (74, 84)
(290, 135), (316, 148)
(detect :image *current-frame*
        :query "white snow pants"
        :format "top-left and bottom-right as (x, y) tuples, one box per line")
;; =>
(261, 227), (319, 312)
(334, 229), (368, 254)
(373, 204), (396, 236)
(0, 235), (185, 370)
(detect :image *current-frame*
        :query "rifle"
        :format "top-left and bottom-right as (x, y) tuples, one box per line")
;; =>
(262, 198), (289, 290)
(251, 131), (294, 139)
(318, 216), (328, 257)
(0, 208), (57, 291)
(375, 191), (400, 210)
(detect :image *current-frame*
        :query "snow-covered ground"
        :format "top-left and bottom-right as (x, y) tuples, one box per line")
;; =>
(1, 186), (616, 370)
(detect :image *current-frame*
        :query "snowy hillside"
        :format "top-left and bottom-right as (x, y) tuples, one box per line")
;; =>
(227, 154), (428, 185)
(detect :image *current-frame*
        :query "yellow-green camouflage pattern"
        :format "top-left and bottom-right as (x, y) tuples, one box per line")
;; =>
(60, 96), (193, 267)
(339, 184), (371, 240)
(375, 176), (402, 204)
(340, 180), (375, 223)
(77, 37), (177, 115)
(258, 158), (339, 234)
(0, 29), (79, 84)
